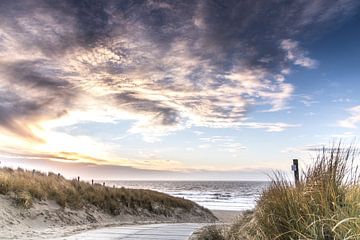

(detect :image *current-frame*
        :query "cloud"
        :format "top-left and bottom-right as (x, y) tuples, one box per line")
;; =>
(0, 154), (271, 180)
(0, 59), (78, 141)
(298, 95), (318, 107)
(239, 122), (300, 132)
(199, 136), (246, 153)
(281, 39), (318, 68)
(339, 105), (360, 128)
(332, 98), (351, 103)
(0, 0), (359, 166)
(0, 143), (186, 171)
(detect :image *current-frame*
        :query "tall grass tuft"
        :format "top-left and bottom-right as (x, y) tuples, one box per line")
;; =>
(253, 145), (360, 239)
(197, 144), (360, 240)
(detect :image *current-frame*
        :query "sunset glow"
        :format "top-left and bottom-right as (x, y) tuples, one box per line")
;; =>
(0, 1), (360, 180)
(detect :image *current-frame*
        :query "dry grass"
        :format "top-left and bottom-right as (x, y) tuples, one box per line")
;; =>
(198, 144), (360, 240)
(197, 225), (227, 240)
(197, 211), (254, 240)
(0, 168), (210, 217)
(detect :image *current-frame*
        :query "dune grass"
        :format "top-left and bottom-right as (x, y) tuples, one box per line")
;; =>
(198, 145), (360, 240)
(0, 167), (207, 217)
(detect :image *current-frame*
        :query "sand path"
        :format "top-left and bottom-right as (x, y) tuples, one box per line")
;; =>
(54, 223), (207, 240)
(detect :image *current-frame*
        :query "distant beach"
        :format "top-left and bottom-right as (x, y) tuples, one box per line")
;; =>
(106, 181), (269, 211)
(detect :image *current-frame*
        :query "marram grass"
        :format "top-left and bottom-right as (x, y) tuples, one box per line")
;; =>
(0, 167), (209, 217)
(198, 145), (360, 240)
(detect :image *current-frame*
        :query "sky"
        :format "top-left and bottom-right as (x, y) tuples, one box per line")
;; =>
(0, 0), (360, 180)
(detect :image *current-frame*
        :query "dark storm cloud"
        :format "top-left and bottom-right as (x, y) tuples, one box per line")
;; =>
(0, 0), (359, 140)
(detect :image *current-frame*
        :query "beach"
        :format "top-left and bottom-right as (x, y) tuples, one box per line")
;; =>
(0, 192), (242, 239)
(0, 195), (215, 239)
(108, 181), (268, 211)
(0, 170), (217, 240)
(0, 178), (254, 239)
(211, 210), (244, 223)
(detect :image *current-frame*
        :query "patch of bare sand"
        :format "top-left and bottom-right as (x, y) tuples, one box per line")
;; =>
(211, 210), (243, 223)
(189, 210), (252, 240)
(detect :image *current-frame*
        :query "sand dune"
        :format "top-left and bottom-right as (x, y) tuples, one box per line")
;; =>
(0, 195), (216, 240)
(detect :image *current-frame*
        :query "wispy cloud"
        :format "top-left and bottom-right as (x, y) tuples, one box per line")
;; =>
(239, 122), (300, 132)
(0, 143), (186, 171)
(298, 95), (318, 107)
(281, 39), (318, 68)
(339, 105), (360, 128)
(199, 136), (246, 153)
(332, 98), (352, 103)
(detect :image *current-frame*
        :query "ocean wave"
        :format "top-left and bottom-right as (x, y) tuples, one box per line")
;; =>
(107, 181), (269, 211)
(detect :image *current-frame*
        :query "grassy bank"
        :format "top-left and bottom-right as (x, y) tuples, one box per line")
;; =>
(198, 145), (360, 240)
(0, 167), (213, 219)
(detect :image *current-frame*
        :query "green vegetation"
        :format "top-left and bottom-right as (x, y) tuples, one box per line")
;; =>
(0, 167), (212, 217)
(198, 145), (360, 240)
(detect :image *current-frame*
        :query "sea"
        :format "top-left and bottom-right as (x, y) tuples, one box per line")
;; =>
(106, 181), (269, 211)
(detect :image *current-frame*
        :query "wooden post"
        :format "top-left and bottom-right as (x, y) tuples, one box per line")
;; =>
(32, 169), (35, 176)
(77, 176), (80, 182)
(57, 173), (60, 178)
(91, 179), (94, 185)
(292, 159), (299, 185)
(103, 182), (105, 187)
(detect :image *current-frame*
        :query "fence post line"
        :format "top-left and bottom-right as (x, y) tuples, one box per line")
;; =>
(292, 159), (299, 185)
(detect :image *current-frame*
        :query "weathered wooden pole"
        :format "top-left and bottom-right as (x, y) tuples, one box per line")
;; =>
(91, 179), (94, 185)
(77, 176), (80, 182)
(103, 182), (105, 187)
(292, 159), (299, 185)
